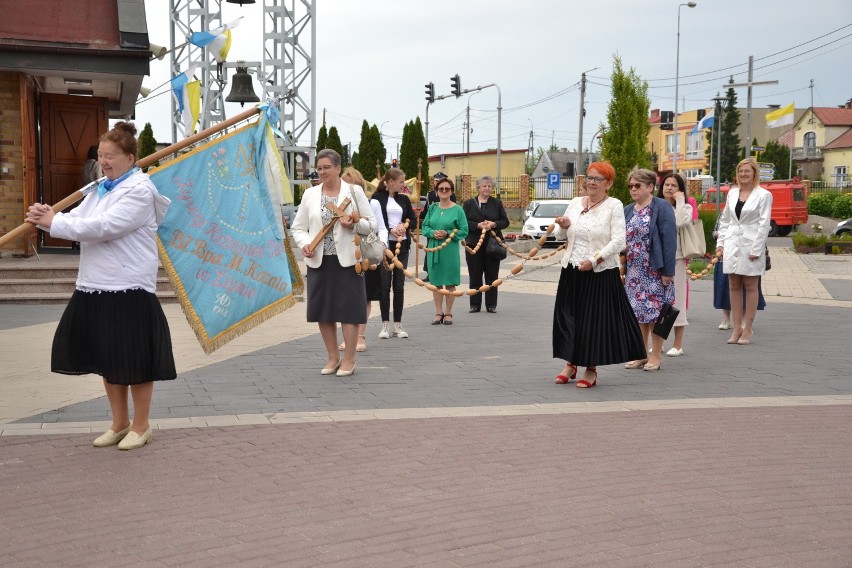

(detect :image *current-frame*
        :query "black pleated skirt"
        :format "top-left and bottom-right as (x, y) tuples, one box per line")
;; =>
(552, 265), (646, 368)
(306, 255), (368, 324)
(52, 289), (177, 385)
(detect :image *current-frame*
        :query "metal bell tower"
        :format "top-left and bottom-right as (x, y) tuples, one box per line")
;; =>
(168, 0), (316, 185)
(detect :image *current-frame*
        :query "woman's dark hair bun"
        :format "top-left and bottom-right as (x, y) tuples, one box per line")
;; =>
(113, 121), (137, 136)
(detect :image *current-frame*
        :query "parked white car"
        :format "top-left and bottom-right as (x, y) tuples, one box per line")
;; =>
(523, 200), (539, 220)
(522, 199), (572, 243)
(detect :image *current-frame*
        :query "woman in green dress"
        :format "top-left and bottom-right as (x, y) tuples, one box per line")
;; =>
(422, 178), (469, 325)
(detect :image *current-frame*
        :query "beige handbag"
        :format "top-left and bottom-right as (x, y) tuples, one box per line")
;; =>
(679, 219), (706, 259)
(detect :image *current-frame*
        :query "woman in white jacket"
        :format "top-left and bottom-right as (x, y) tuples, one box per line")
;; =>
(550, 161), (646, 388)
(715, 158), (773, 345)
(26, 122), (176, 451)
(290, 149), (378, 377)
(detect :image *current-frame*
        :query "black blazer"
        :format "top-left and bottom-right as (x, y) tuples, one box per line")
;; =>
(372, 190), (418, 241)
(462, 196), (510, 247)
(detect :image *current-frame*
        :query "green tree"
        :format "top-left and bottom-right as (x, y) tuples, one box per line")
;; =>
(599, 55), (652, 204)
(326, 126), (345, 163)
(316, 124), (328, 153)
(761, 139), (791, 180)
(353, 120), (387, 181)
(720, 84), (742, 182)
(409, 117), (429, 182)
(137, 123), (157, 170)
(399, 121), (413, 174)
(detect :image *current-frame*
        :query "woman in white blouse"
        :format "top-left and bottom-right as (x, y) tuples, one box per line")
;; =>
(551, 161), (646, 388)
(715, 158), (773, 345)
(370, 168), (418, 339)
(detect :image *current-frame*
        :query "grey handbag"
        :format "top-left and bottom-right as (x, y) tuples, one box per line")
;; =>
(351, 186), (385, 265)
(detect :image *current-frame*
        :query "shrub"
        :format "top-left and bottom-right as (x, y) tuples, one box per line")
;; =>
(792, 232), (827, 248)
(830, 193), (852, 219)
(697, 209), (719, 253)
(807, 192), (839, 217)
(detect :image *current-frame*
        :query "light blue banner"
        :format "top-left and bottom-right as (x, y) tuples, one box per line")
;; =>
(150, 119), (302, 353)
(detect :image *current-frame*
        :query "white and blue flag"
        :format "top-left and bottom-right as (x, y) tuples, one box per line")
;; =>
(691, 110), (714, 134)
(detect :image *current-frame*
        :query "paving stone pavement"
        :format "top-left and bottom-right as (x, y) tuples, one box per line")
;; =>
(1, 247), (851, 566)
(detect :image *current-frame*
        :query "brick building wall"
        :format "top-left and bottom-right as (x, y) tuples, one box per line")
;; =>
(0, 71), (25, 254)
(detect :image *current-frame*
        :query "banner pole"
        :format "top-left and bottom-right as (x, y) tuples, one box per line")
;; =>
(0, 105), (263, 248)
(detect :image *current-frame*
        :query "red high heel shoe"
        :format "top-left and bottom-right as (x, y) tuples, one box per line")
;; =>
(576, 368), (597, 388)
(554, 363), (577, 384)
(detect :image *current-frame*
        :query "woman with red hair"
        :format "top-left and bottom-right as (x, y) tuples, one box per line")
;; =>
(551, 161), (646, 388)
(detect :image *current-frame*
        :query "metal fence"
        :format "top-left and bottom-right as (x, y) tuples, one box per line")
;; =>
(493, 177), (524, 201)
(810, 181), (852, 193)
(529, 176), (579, 200)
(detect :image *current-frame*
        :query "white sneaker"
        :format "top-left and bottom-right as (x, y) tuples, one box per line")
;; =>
(378, 323), (390, 339)
(718, 320), (731, 330)
(393, 323), (409, 339)
(666, 347), (684, 357)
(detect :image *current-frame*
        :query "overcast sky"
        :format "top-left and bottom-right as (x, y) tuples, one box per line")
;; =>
(135, 0), (852, 161)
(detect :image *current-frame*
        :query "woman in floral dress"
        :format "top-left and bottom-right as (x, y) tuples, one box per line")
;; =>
(624, 168), (677, 372)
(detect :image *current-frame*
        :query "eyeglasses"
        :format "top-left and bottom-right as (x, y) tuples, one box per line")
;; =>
(586, 176), (606, 183)
(437, 187), (452, 193)
(627, 183), (644, 189)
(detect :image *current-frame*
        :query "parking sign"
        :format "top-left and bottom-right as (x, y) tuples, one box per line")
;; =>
(547, 172), (561, 190)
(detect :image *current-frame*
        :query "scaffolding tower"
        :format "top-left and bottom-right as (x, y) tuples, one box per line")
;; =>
(168, 0), (316, 187)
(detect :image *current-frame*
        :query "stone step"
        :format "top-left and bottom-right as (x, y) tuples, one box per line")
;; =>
(0, 263), (175, 304)
(0, 291), (178, 305)
(0, 277), (174, 294)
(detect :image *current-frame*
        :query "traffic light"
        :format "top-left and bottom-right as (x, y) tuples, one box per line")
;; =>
(425, 82), (435, 103)
(450, 74), (461, 98)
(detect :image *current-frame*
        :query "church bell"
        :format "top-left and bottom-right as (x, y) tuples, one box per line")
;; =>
(226, 67), (260, 107)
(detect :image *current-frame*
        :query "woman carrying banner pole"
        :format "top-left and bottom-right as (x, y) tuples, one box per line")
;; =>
(25, 122), (176, 450)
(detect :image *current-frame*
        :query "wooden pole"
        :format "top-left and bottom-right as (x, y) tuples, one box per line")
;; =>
(0, 105), (264, 249)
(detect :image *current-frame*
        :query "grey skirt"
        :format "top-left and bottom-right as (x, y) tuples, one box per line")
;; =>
(306, 255), (368, 324)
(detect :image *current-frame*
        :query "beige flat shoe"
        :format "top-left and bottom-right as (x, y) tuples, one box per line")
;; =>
(118, 428), (152, 451)
(624, 359), (648, 370)
(93, 425), (131, 448)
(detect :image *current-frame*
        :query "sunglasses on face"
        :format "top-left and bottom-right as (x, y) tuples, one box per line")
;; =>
(437, 187), (452, 193)
(627, 183), (644, 189)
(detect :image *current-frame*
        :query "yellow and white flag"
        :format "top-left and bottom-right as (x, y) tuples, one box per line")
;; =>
(766, 103), (795, 128)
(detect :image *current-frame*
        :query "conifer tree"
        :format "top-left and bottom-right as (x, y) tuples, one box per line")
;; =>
(316, 125), (328, 153)
(137, 122), (158, 170)
(599, 55), (652, 204)
(326, 126), (345, 163)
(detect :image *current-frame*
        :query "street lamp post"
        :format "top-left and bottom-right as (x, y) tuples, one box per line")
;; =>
(673, 1), (697, 174)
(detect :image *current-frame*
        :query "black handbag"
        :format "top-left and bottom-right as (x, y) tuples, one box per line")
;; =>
(765, 246), (771, 271)
(652, 302), (680, 340)
(486, 236), (507, 260)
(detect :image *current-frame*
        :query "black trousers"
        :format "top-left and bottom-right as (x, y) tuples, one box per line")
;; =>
(465, 245), (500, 309)
(380, 240), (410, 322)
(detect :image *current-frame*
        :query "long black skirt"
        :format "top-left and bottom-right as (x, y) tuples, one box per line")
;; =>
(306, 255), (368, 324)
(52, 289), (177, 385)
(552, 265), (646, 368)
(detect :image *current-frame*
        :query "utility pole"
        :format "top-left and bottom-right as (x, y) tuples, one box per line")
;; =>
(576, 68), (597, 176)
(727, 56), (777, 156)
(465, 103), (470, 154)
(577, 71), (587, 176)
(712, 94), (726, 213)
